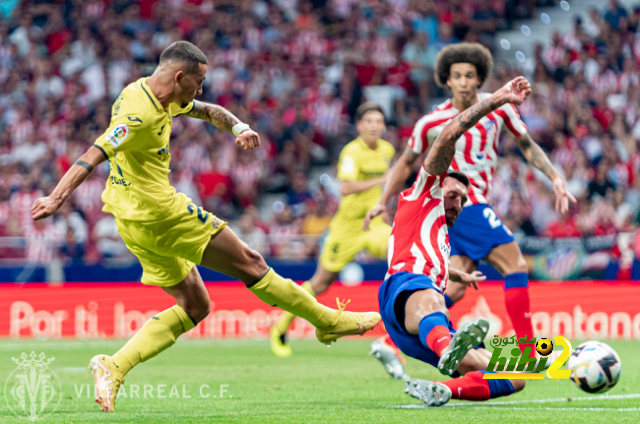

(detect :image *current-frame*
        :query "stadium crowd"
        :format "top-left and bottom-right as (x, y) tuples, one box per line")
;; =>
(0, 0), (638, 264)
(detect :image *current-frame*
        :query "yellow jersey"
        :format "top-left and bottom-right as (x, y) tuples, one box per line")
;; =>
(331, 137), (395, 231)
(93, 78), (194, 221)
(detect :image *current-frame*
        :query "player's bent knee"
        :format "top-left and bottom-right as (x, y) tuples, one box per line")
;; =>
(510, 379), (526, 392)
(240, 247), (269, 285)
(183, 293), (211, 323)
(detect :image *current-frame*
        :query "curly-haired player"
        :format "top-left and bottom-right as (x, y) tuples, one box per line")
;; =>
(365, 43), (574, 376)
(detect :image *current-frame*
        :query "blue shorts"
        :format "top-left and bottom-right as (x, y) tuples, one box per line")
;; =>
(448, 204), (514, 261)
(379, 271), (484, 373)
(379, 271), (452, 369)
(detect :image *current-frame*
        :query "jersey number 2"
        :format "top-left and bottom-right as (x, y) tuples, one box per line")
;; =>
(483, 208), (502, 229)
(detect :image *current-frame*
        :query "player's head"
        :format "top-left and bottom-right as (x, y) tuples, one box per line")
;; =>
(159, 41), (208, 107)
(443, 171), (469, 227)
(355, 102), (386, 143)
(434, 43), (493, 105)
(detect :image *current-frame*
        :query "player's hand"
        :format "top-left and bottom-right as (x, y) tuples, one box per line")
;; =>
(235, 129), (260, 151)
(458, 270), (486, 290)
(498, 76), (532, 106)
(552, 176), (577, 214)
(363, 204), (385, 231)
(32, 196), (62, 221)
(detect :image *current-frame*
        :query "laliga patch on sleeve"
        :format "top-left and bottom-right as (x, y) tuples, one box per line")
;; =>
(341, 156), (355, 174)
(106, 124), (130, 148)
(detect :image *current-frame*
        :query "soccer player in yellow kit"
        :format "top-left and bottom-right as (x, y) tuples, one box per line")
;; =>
(31, 41), (380, 412)
(271, 102), (394, 357)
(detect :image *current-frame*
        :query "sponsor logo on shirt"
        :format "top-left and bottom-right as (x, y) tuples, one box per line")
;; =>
(106, 124), (129, 148)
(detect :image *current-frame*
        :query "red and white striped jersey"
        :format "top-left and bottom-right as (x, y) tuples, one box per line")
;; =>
(407, 93), (528, 205)
(387, 167), (450, 291)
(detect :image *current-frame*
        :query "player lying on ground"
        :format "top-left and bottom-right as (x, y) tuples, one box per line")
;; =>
(366, 43), (574, 376)
(270, 102), (395, 357)
(31, 41), (381, 412)
(378, 77), (532, 406)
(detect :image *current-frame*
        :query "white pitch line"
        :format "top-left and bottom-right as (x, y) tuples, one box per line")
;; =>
(392, 406), (640, 411)
(389, 393), (640, 409)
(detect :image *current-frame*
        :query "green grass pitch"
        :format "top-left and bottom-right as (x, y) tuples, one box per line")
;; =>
(0, 339), (638, 423)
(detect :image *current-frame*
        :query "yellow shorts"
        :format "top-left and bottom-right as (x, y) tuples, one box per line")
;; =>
(115, 194), (226, 287)
(319, 216), (391, 273)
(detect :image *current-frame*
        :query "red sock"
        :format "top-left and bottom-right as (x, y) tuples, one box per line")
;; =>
(442, 371), (491, 401)
(504, 287), (535, 356)
(382, 333), (397, 349)
(425, 326), (452, 357)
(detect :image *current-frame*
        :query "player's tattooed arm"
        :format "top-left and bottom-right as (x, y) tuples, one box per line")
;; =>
(423, 96), (502, 176)
(515, 133), (557, 180)
(188, 100), (241, 132)
(188, 101), (261, 150)
(515, 132), (576, 213)
(31, 146), (106, 221)
(423, 76), (532, 176)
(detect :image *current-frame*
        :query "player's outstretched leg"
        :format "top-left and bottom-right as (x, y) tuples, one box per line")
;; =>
(270, 264), (339, 356)
(201, 227), (381, 345)
(404, 379), (452, 406)
(403, 288), (488, 375)
(369, 334), (409, 380)
(270, 281), (316, 357)
(89, 268), (206, 411)
(405, 349), (526, 406)
(405, 371), (524, 406)
(436, 318), (489, 375)
(485, 242), (535, 356)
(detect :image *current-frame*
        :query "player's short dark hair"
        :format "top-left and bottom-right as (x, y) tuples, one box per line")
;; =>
(434, 43), (494, 88)
(355, 102), (385, 122)
(446, 171), (470, 187)
(159, 41), (208, 74)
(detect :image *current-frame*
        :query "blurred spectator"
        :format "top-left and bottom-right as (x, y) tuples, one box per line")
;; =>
(302, 200), (331, 235)
(93, 216), (128, 259)
(605, 0), (628, 30)
(233, 211), (268, 256)
(545, 214), (582, 238)
(287, 172), (312, 217)
(588, 162), (617, 200)
(25, 219), (62, 263)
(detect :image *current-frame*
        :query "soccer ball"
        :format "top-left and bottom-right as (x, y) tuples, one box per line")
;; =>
(567, 341), (621, 394)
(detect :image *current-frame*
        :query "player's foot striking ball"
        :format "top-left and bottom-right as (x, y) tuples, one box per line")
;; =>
(32, 40), (380, 412)
(377, 76), (533, 406)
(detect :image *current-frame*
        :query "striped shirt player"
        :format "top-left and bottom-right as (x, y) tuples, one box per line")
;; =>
(369, 47), (574, 382)
(408, 92), (528, 206)
(386, 168), (450, 292)
(378, 77), (533, 407)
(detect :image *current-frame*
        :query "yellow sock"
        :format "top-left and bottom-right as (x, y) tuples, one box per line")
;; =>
(274, 281), (316, 334)
(250, 269), (336, 328)
(112, 305), (195, 375)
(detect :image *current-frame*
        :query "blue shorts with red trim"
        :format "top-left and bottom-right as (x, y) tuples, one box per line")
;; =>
(379, 271), (485, 373)
(448, 204), (515, 261)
